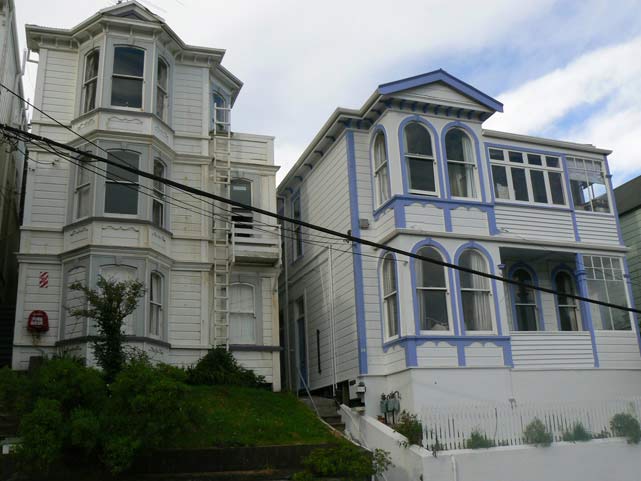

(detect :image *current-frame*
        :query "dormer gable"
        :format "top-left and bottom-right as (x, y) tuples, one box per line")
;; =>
(101, 1), (164, 23)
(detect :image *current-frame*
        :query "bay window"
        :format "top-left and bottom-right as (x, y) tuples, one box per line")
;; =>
(105, 150), (139, 215)
(416, 246), (450, 331)
(489, 148), (566, 206)
(74, 155), (92, 219)
(459, 250), (492, 331)
(445, 129), (478, 198)
(373, 132), (390, 205)
(554, 271), (579, 331)
(152, 159), (165, 227)
(405, 123), (438, 195)
(382, 254), (399, 338)
(156, 57), (169, 121)
(149, 272), (163, 337)
(512, 268), (539, 331)
(584, 256), (630, 330)
(567, 157), (610, 212)
(111, 46), (145, 108)
(82, 50), (99, 114)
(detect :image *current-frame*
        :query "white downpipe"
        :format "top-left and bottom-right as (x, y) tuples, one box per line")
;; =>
(328, 245), (337, 397)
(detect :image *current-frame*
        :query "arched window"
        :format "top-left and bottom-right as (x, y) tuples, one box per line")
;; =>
(512, 268), (538, 331)
(373, 132), (390, 205)
(416, 246), (449, 331)
(105, 150), (139, 215)
(459, 250), (492, 331)
(111, 46), (145, 108)
(445, 129), (477, 198)
(404, 123), (437, 195)
(382, 254), (399, 338)
(82, 50), (99, 113)
(230, 283), (256, 344)
(149, 272), (163, 337)
(156, 57), (169, 121)
(555, 271), (579, 331)
(152, 159), (166, 227)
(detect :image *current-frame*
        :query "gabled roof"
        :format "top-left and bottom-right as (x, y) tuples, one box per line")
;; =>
(100, 0), (164, 23)
(614, 175), (641, 216)
(377, 69), (504, 113)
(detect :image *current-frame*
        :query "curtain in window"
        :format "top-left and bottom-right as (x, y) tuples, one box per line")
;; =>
(447, 131), (477, 198)
(374, 134), (390, 204)
(230, 283), (256, 344)
(459, 251), (492, 331)
(382, 255), (398, 337)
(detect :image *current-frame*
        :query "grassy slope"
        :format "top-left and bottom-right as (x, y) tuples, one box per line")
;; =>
(178, 385), (334, 448)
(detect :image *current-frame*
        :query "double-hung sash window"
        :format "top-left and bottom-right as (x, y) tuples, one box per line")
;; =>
(82, 50), (99, 114)
(373, 133), (390, 205)
(230, 283), (256, 344)
(567, 157), (610, 212)
(416, 247), (450, 331)
(459, 250), (493, 331)
(74, 155), (92, 219)
(405, 123), (438, 195)
(292, 195), (303, 259)
(155, 58), (169, 121)
(584, 256), (630, 330)
(489, 148), (566, 206)
(149, 272), (162, 337)
(382, 254), (399, 338)
(152, 159), (165, 227)
(512, 268), (539, 331)
(230, 179), (253, 237)
(555, 271), (579, 331)
(213, 92), (228, 132)
(445, 129), (478, 198)
(105, 150), (139, 215)
(111, 46), (145, 108)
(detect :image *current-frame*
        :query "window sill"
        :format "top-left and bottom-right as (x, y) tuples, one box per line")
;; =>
(229, 344), (282, 352)
(64, 216), (173, 238)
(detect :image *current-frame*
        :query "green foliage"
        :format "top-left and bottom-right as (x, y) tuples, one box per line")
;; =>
(393, 410), (423, 447)
(610, 412), (641, 444)
(465, 429), (496, 449)
(15, 399), (65, 476)
(523, 418), (553, 447)
(69, 408), (101, 454)
(297, 440), (385, 481)
(186, 347), (266, 387)
(592, 429), (610, 439)
(68, 275), (145, 381)
(0, 366), (29, 415)
(561, 422), (592, 442)
(372, 448), (394, 476)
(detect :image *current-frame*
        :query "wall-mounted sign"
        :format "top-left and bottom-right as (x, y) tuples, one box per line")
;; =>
(27, 310), (49, 333)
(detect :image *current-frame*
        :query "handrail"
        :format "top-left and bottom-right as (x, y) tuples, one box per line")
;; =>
(297, 367), (319, 418)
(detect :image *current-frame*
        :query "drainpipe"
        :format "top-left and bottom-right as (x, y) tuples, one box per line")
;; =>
(328, 245), (337, 397)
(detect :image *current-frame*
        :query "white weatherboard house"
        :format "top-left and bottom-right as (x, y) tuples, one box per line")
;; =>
(13, 1), (282, 389)
(278, 69), (641, 412)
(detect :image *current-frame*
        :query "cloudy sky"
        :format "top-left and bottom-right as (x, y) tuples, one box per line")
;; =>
(15, 0), (641, 185)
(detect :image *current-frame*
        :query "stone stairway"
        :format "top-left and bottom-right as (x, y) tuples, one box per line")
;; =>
(300, 396), (345, 433)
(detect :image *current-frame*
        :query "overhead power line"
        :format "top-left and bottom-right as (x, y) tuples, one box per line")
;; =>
(1, 122), (639, 317)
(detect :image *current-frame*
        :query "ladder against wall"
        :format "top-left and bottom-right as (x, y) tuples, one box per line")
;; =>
(210, 102), (232, 349)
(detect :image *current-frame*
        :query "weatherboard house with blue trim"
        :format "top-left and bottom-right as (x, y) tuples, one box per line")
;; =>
(278, 69), (641, 412)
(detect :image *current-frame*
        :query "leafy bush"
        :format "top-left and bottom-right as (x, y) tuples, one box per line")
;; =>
(393, 410), (423, 447)
(592, 429), (610, 439)
(295, 441), (390, 481)
(69, 408), (101, 454)
(465, 429), (496, 449)
(186, 347), (266, 387)
(0, 366), (29, 415)
(523, 418), (553, 447)
(610, 413), (641, 444)
(561, 422), (591, 442)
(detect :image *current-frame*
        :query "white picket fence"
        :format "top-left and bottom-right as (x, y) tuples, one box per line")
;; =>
(421, 397), (641, 451)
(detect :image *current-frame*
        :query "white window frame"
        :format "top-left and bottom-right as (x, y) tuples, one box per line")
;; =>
(155, 57), (169, 121)
(111, 45), (146, 110)
(152, 158), (166, 228)
(81, 49), (99, 114)
(373, 132), (390, 206)
(459, 250), (495, 334)
(567, 156), (611, 213)
(74, 155), (92, 220)
(445, 129), (480, 200)
(489, 148), (567, 207)
(104, 149), (140, 217)
(382, 254), (399, 340)
(404, 123), (439, 197)
(149, 272), (163, 338)
(584, 255), (631, 330)
(416, 246), (452, 333)
(212, 91), (228, 132)
(230, 282), (256, 344)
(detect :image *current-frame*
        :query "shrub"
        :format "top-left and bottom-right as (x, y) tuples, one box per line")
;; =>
(393, 410), (423, 447)
(592, 429), (610, 439)
(562, 422), (591, 442)
(523, 418), (553, 447)
(610, 413), (641, 444)
(465, 429), (496, 449)
(0, 366), (29, 415)
(70, 408), (101, 454)
(296, 441), (389, 481)
(186, 347), (266, 387)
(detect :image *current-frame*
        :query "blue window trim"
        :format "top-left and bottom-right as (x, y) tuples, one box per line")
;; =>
(378, 251), (401, 342)
(453, 242), (503, 337)
(622, 257), (641, 356)
(398, 116), (445, 198)
(441, 121), (487, 203)
(575, 254), (599, 367)
(603, 155), (625, 246)
(508, 262), (546, 332)
(369, 125), (393, 211)
(290, 189), (303, 264)
(550, 264), (582, 332)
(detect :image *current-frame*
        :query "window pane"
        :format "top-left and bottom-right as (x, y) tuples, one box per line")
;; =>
(377, 168), (390, 204)
(570, 178), (591, 211)
(157, 59), (168, 90)
(405, 123), (432, 156)
(515, 305), (538, 331)
(610, 283), (631, 330)
(545, 156), (559, 168)
(385, 295), (398, 337)
(555, 272), (575, 306)
(509, 151), (523, 163)
(417, 247), (445, 287)
(156, 87), (166, 119)
(152, 199), (164, 226)
(489, 149), (504, 161)
(77, 159), (92, 185)
(408, 157), (435, 192)
(419, 290), (449, 330)
(492, 165), (509, 199)
(559, 307), (578, 331)
(83, 80), (97, 113)
(462, 291), (492, 331)
(292, 197), (301, 219)
(445, 129), (467, 162)
(105, 183), (138, 214)
(383, 256), (396, 295)
(85, 51), (99, 81)
(549, 172), (565, 205)
(511, 168), (529, 201)
(530, 170), (548, 203)
(231, 180), (251, 205)
(153, 160), (165, 193)
(113, 46), (144, 77)
(111, 77), (143, 108)
(448, 162), (476, 198)
(107, 151), (139, 183)
(374, 134), (386, 168)
(77, 187), (91, 218)
(459, 251), (489, 289)
(527, 154), (542, 165)
(592, 179), (610, 212)
(514, 269), (535, 304)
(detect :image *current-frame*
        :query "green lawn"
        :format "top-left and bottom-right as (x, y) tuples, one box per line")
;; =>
(178, 385), (335, 448)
